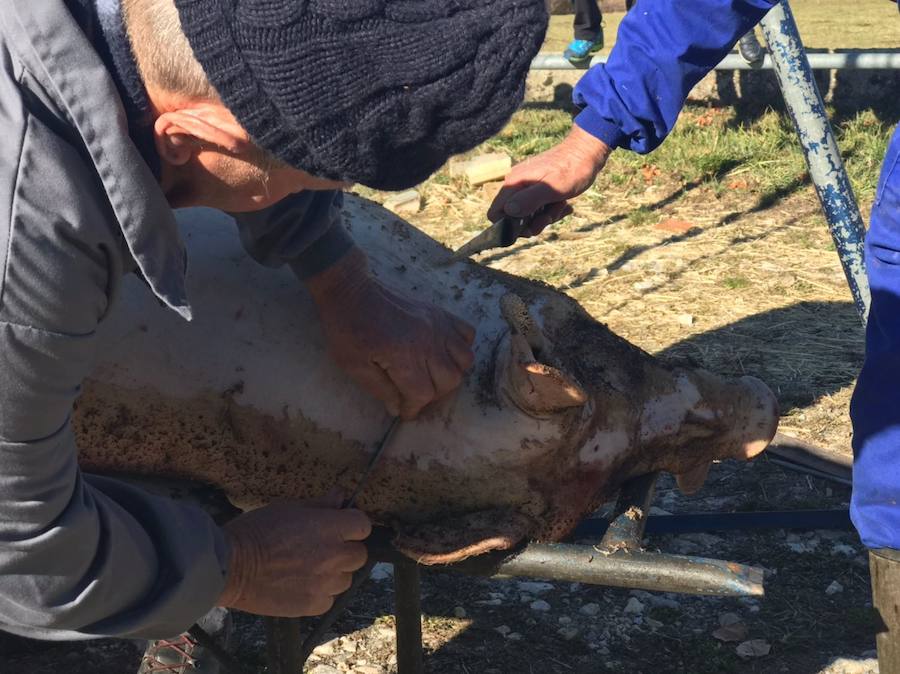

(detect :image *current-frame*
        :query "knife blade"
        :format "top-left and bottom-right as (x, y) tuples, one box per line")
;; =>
(448, 215), (528, 262)
(342, 416), (400, 509)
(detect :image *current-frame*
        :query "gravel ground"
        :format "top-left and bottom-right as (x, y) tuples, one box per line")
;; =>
(3, 456), (878, 674)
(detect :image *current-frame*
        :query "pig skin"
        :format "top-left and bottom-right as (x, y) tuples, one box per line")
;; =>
(73, 196), (778, 564)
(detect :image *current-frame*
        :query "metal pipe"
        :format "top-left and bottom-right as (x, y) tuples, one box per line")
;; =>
(760, 0), (870, 322)
(530, 51), (900, 71)
(598, 472), (658, 552)
(394, 563), (424, 674)
(573, 508), (853, 538)
(370, 534), (763, 597)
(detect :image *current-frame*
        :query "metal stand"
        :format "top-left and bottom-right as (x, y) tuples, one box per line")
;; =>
(871, 549), (900, 673)
(394, 563), (424, 674)
(265, 617), (303, 674)
(759, 0), (871, 322)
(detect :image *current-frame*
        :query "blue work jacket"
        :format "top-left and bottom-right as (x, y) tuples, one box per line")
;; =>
(574, 0), (900, 549)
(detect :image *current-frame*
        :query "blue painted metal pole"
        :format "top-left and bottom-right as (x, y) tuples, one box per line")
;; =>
(759, 0), (870, 323)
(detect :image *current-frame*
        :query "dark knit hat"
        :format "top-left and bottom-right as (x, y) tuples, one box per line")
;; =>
(173, 0), (548, 191)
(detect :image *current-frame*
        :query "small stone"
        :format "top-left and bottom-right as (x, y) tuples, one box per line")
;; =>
(624, 598), (645, 615)
(655, 218), (696, 234)
(517, 581), (555, 594)
(826, 580), (844, 595)
(557, 627), (580, 641)
(495, 625), (511, 636)
(374, 627), (395, 642)
(354, 667), (384, 674)
(676, 313), (695, 327)
(633, 280), (655, 292)
(649, 596), (681, 610)
(383, 189), (421, 214)
(569, 583), (582, 592)
(453, 606), (467, 618)
(832, 543), (857, 557)
(313, 640), (337, 657)
(580, 602), (601, 617)
(825, 487), (834, 497)
(477, 599), (503, 606)
(646, 618), (663, 629)
(340, 639), (357, 653)
(719, 612), (742, 627)
(369, 563), (394, 582)
(531, 600), (551, 612)
(735, 639), (771, 658)
(310, 666), (341, 674)
(558, 616), (572, 625)
(508, 632), (523, 641)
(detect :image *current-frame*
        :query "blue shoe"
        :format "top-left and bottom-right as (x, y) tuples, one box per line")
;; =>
(563, 35), (603, 64)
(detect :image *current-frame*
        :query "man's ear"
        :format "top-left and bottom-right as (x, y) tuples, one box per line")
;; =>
(153, 105), (255, 166)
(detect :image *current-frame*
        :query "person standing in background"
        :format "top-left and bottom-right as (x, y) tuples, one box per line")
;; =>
(564, 0), (604, 64)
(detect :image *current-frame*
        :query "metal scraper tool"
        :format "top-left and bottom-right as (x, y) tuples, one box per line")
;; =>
(342, 416), (400, 509)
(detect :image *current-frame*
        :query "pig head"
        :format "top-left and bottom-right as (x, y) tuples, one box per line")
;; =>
(74, 197), (778, 565)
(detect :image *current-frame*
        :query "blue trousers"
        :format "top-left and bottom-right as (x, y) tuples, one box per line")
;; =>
(851, 123), (900, 549)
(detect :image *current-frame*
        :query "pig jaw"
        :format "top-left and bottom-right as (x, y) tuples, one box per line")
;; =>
(638, 370), (779, 490)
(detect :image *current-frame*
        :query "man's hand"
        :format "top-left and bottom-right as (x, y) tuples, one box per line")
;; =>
(488, 125), (612, 235)
(219, 499), (371, 617)
(306, 248), (476, 420)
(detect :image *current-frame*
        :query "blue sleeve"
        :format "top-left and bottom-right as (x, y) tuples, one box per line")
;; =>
(573, 0), (777, 153)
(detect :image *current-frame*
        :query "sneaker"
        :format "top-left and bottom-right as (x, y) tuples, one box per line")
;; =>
(137, 608), (232, 674)
(738, 31), (765, 67)
(564, 33), (603, 64)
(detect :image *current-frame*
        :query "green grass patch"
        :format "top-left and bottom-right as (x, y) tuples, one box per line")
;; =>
(723, 275), (751, 290)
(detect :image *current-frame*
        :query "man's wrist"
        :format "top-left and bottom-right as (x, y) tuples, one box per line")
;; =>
(565, 124), (613, 174)
(304, 246), (371, 306)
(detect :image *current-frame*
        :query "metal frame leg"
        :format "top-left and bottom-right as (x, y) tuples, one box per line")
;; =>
(265, 617), (303, 674)
(394, 562), (424, 674)
(760, 0), (871, 323)
(871, 549), (900, 673)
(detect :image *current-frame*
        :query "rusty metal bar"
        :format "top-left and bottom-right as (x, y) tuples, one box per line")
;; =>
(599, 472), (658, 552)
(265, 617), (303, 674)
(369, 534), (763, 597)
(394, 562), (424, 674)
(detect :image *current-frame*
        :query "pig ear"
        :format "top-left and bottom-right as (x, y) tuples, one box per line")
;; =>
(513, 361), (588, 413)
(675, 462), (711, 495)
(500, 293), (588, 415)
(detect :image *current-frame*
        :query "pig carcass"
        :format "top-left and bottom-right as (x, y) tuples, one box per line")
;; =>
(74, 196), (778, 564)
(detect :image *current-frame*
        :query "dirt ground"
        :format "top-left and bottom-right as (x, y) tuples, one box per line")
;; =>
(5, 5), (900, 674)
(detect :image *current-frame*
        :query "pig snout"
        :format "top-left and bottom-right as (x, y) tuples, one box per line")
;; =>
(730, 375), (779, 460)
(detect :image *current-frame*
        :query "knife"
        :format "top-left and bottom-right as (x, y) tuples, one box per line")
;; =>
(342, 416), (400, 509)
(448, 215), (529, 262)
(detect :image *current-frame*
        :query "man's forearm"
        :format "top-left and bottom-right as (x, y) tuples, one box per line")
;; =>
(573, 0), (777, 153)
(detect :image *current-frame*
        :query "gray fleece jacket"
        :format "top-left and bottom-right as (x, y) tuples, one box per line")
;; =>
(0, 0), (353, 640)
